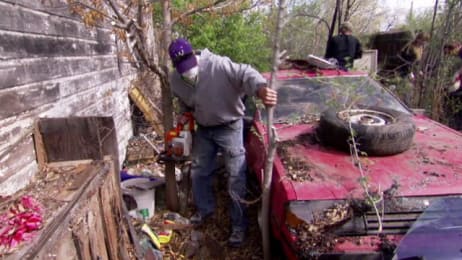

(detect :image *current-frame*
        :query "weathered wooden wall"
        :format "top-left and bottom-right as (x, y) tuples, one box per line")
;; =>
(0, 0), (136, 195)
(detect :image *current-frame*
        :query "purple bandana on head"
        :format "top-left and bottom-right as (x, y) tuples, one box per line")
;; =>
(168, 38), (198, 74)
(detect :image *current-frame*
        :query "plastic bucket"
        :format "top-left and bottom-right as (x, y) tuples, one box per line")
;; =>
(121, 178), (159, 219)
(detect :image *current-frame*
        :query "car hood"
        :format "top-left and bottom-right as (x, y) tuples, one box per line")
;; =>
(274, 115), (462, 201)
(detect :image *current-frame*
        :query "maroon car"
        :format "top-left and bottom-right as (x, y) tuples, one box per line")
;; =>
(245, 60), (462, 259)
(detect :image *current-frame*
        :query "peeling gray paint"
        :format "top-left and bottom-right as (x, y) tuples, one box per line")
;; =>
(0, 0), (136, 195)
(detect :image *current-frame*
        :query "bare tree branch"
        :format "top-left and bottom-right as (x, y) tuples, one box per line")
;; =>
(103, 0), (127, 23)
(172, 0), (268, 25)
(137, 0), (143, 25)
(172, 0), (227, 24)
(69, 1), (117, 22)
(262, 0), (286, 258)
(293, 11), (330, 32)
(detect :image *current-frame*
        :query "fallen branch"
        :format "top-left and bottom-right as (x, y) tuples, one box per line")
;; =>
(261, 1), (287, 259)
(348, 120), (383, 233)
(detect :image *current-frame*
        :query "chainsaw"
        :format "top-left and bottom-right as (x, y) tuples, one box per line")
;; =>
(158, 112), (194, 163)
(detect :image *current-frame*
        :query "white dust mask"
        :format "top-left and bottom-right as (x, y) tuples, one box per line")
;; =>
(181, 66), (199, 86)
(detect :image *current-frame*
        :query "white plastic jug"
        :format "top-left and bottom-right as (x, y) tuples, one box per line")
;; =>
(121, 178), (157, 219)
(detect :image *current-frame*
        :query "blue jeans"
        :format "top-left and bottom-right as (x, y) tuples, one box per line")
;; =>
(191, 119), (247, 230)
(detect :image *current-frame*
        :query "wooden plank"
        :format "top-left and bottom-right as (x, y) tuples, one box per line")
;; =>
(87, 194), (110, 260)
(129, 86), (164, 135)
(105, 157), (142, 259)
(0, 56), (117, 90)
(39, 118), (101, 162)
(54, 231), (79, 259)
(71, 213), (92, 260)
(6, 163), (100, 260)
(0, 137), (35, 183)
(0, 3), (112, 41)
(99, 164), (121, 259)
(33, 121), (47, 168)
(39, 118), (99, 162)
(37, 117), (118, 163)
(1, 0), (91, 20)
(0, 81), (60, 120)
(58, 68), (120, 98)
(46, 159), (94, 168)
(2, 161), (138, 259)
(75, 84), (118, 117)
(0, 67), (119, 120)
(35, 228), (79, 259)
(55, 164), (94, 202)
(0, 32), (114, 60)
(0, 108), (49, 152)
(0, 162), (36, 196)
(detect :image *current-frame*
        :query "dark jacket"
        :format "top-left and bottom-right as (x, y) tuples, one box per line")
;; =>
(325, 34), (363, 70)
(398, 44), (422, 77)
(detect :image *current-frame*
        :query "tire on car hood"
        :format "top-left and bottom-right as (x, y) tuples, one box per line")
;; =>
(316, 107), (416, 156)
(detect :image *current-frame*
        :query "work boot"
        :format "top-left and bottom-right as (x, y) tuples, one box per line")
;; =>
(228, 228), (246, 247)
(190, 212), (211, 225)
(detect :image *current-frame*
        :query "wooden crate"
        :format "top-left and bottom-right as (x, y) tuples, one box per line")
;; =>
(0, 117), (143, 259)
(2, 160), (141, 260)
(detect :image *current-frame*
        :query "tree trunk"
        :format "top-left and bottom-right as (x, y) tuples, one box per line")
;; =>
(161, 0), (179, 212)
(337, 0), (344, 30)
(344, 0), (352, 21)
(328, 0), (340, 39)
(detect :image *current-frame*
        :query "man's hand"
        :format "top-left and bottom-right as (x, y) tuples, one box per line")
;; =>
(257, 86), (277, 106)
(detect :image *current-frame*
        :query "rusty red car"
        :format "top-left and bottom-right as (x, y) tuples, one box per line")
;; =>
(245, 59), (462, 259)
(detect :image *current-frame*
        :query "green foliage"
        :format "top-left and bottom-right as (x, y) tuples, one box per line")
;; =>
(403, 9), (434, 33)
(175, 12), (272, 72)
(279, 2), (325, 58)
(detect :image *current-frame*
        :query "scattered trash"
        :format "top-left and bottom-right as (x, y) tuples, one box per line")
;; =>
(125, 133), (162, 162)
(140, 208), (150, 222)
(121, 178), (163, 219)
(184, 230), (203, 258)
(158, 220), (174, 244)
(121, 165), (164, 182)
(190, 230), (203, 242)
(163, 212), (190, 225)
(0, 196), (43, 255)
(417, 126), (429, 132)
(141, 223), (161, 250)
(123, 128), (262, 259)
(139, 233), (163, 260)
(140, 133), (161, 155)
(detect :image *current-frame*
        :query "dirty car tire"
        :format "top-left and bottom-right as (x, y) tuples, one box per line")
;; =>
(317, 107), (416, 156)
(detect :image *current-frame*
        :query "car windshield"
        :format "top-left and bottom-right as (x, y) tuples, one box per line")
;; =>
(269, 75), (411, 123)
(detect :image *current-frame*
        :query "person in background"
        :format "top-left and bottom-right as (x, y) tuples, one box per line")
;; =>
(394, 31), (430, 106)
(398, 32), (430, 79)
(444, 42), (462, 59)
(168, 38), (277, 247)
(324, 21), (363, 70)
(443, 42), (462, 130)
(443, 42), (462, 94)
(444, 42), (462, 94)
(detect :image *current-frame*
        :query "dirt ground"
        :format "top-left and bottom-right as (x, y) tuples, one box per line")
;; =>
(123, 130), (275, 259)
(121, 103), (305, 260)
(127, 163), (271, 260)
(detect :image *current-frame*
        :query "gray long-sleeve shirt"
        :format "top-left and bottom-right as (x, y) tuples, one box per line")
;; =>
(169, 49), (267, 127)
